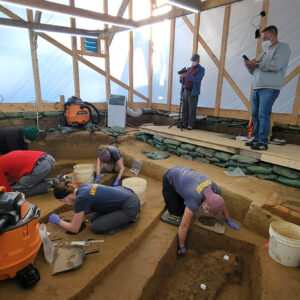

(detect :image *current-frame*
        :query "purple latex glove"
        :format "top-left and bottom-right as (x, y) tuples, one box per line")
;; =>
(226, 218), (240, 230)
(178, 245), (186, 255)
(113, 178), (120, 186)
(94, 175), (100, 183)
(48, 213), (61, 225)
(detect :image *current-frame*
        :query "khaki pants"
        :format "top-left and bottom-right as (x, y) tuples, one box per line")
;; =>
(103, 157), (123, 173)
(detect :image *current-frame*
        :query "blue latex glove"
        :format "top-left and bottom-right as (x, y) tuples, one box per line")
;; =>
(48, 213), (61, 225)
(113, 178), (120, 186)
(94, 175), (100, 183)
(226, 218), (240, 230)
(178, 245), (186, 255)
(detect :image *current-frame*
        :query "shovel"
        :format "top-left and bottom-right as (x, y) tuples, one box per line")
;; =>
(193, 216), (225, 234)
(52, 247), (99, 275)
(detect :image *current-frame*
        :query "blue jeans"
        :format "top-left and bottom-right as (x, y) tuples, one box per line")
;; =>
(252, 89), (280, 145)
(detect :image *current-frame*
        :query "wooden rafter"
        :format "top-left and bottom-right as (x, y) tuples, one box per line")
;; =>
(148, 1), (154, 107)
(192, 12), (200, 54)
(0, 0), (137, 27)
(104, 0), (111, 101)
(128, 0), (133, 106)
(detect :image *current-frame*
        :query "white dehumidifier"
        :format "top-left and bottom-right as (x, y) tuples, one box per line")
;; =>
(107, 95), (126, 128)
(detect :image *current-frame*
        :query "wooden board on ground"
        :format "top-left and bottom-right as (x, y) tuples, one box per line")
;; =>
(139, 126), (300, 171)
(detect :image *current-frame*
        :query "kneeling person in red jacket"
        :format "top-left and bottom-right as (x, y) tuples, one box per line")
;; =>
(0, 150), (55, 197)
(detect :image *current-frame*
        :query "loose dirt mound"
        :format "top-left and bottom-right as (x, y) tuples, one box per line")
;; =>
(158, 249), (242, 300)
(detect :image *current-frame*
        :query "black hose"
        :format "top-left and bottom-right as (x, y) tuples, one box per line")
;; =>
(83, 102), (101, 124)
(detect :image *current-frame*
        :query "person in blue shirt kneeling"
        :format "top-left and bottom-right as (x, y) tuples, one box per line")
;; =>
(48, 179), (140, 234)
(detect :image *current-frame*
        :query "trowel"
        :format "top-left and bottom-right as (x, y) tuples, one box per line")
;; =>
(193, 216), (225, 234)
(52, 247), (99, 275)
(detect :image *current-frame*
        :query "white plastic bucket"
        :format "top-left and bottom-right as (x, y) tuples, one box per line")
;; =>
(73, 164), (94, 184)
(268, 221), (300, 267)
(122, 177), (147, 205)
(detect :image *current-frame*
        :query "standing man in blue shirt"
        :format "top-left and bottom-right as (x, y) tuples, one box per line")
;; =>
(245, 25), (291, 150)
(161, 167), (240, 255)
(180, 54), (205, 130)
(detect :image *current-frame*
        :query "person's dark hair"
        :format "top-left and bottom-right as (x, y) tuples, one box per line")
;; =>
(53, 179), (76, 199)
(262, 25), (278, 35)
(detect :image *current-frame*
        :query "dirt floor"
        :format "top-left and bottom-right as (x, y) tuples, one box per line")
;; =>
(1, 130), (300, 300)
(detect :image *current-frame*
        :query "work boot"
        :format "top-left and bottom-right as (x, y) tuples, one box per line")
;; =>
(251, 143), (268, 151)
(245, 141), (257, 147)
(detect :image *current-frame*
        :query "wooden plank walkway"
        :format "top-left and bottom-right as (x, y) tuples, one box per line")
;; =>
(139, 125), (300, 171)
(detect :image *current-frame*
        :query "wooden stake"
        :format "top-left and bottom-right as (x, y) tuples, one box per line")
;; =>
(167, 16), (176, 110)
(104, 0), (111, 102)
(26, 9), (42, 110)
(128, 0), (133, 106)
(214, 5), (231, 116)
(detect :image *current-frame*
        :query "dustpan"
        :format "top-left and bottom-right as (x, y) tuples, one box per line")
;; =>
(193, 216), (225, 234)
(52, 247), (99, 275)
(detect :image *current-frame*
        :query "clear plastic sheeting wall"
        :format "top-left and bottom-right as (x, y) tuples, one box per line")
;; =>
(152, 20), (171, 104)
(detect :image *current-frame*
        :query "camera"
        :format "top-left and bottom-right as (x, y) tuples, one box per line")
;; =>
(178, 67), (187, 75)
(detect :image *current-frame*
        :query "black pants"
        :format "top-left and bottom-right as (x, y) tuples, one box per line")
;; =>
(90, 193), (140, 234)
(182, 88), (199, 128)
(162, 173), (185, 217)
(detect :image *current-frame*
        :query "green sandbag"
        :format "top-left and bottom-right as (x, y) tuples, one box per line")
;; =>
(110, 126), (127, 136)
(43, 111), (64, 117)
(247, 166), (274, 175)
(254, 174), (278, 181)
(180, 143), (196, 151)
(153, 135), (165, 143)
(195, 157), (210, 164)
(59, 126), (79, 135)
(215, 152), (232, 162)
(155, 144), (167, 151)
(195, 146), (215, 158)
(147, 139), (154, 146)
(135, 131), (147, 136)
(166, 144), (177, 150)
(0, 112), (23, 119)
(273, 165), (300, 179)
(277, 177), (300, 188)
(259, 162), (273, 168)
(225, 161), (250, 168)
(153, 140), (165, 146)
(189, 151), (204, 158)
(141, 149), (150, 154)
(180, 155), (193, 160)
(146, 151), (170, 160)
(213, 162), (226, 168)
(231, 155), (258, 165)
(177, 148), (189, 155)
(167, 149), (179, 156)
(206, 157), (220, 163)
(136, 135), (148, 143)
(226, 167), (251, 174)
(23, 113), (43, 120)
(163, 138), (181, 147)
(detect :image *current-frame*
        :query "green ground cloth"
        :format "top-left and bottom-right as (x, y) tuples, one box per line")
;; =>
(273, 165), (300, 179)
(214, 152), (232, 162)
(146, 151), (170, 160)
(180, 154), (193, 160)
(180, 143), (196, 151)
(177, 148), (189, 155)
(155, 144), (167, 151)
(195, 146), (215, 158)
(163, 138), (181, 147)
(230, 155), (258, 165)
(189, 151), (204, 158)
(194, 157), (210, 164)
(167, 149), (179, 156)
(277, 177), (300, 188)
(246, 166), (274, 175)
(153, 135), (165, 143)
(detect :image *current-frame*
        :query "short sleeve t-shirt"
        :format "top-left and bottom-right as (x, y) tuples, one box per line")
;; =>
(74, 184), (133, 214)
(104, 146), (121, 163)
(165, 167), (221, 213)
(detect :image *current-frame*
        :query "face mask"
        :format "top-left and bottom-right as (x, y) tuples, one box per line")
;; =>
(262, 40), (272, 50)
(191, 61), (197, 67)
(24, 138), (31, 143)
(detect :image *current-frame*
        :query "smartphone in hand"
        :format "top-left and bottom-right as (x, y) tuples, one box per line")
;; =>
(242, 54), (249, 61)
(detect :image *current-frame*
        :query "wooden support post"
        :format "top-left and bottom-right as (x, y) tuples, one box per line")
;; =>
(291, 75), (300, 125)
(192, 12), (200, 54)
(69, 0), (80, 97)
(128, 0), (133, 106)
(148, 1), (154, 108)
(214, 5), (231, 117)
(167, 16), (176, 110)
(26, 9), (42, 110)
(104, 0), (111, 102)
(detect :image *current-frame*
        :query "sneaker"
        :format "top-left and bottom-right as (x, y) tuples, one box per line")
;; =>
(251, 143), (268, 150)
(50, 179), (59, 188)
(56, 174), (72, 182)
(187, 125), (193, 130)
(245, 141), (257, 147)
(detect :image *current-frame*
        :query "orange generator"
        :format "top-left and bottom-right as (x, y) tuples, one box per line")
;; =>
(0, 190), (41, 287)
(64, 96), (101, 127)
